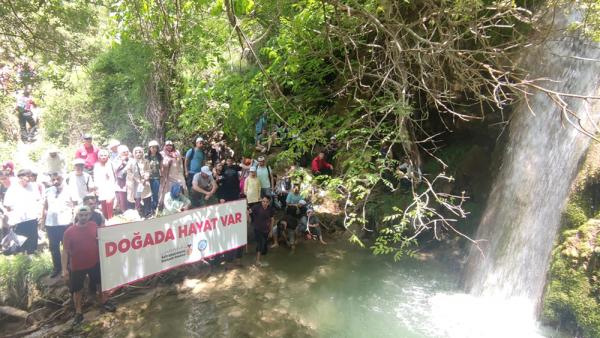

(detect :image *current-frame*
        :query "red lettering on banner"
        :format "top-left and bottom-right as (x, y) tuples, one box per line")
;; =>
(178, 225), (188, 238)
(154, 230), (165, 244)
(221, 214), (236, 226)
(118, 238), (131, 253)
(203, 220), (212, 232)
(194, 222), (203, 233)
(211, 218), (218, 228)
(131, 233), (142, 250)
(105, 242), (117, 257)
(143, 233), (155, 247)
(188, 223), (198, 235)
(165, 229), (175, 242)
(235, 212), (242, 224)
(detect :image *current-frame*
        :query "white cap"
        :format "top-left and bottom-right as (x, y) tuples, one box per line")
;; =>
(249, 166), (257, 172)
(108, 139), (120, 149)
(148, 140), (159, 147)
(201, 166), (212, 175)
(196, 137), (204, 143)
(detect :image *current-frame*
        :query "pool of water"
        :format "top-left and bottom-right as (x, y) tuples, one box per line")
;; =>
(103, 239), (566, 338)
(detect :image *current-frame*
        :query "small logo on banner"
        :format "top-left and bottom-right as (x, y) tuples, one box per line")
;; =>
(198, 240), (208, 252)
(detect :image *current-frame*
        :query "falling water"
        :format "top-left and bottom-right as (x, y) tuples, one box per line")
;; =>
(463, 9), (600, 313)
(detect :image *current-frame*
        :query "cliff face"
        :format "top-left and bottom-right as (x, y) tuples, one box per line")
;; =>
(542, 141), (600, 338)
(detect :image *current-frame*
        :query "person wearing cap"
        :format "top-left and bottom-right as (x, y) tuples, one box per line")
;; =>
(146, 140), (162, 213)
(126, 146), (152, 217)
(62, 205), (116, 327)
(107, 139), (121, 161)
(93, 149), (115, 219)
(184, 137), (206, 193)
(298, 208), (327, 245)
(244, 166), (261, 207)
(256, 156), (275, 199)
(41, 172), (71, 277)
(74, 134), (99, 173)
(66, 158), (95, 207)
(191, 165), (217, 207)
(160, 140), (186, 206)
(3, 169), (43, 254)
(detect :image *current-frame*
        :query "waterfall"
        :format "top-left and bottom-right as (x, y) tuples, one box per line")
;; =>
(463, 9), (600, 310)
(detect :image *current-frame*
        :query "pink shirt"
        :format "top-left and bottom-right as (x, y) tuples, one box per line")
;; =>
(75, 144), (99, 170)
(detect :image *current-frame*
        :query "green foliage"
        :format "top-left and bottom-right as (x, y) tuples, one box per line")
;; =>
(89, 40), (153, 146)
(0, 252), (52, 308)
(0, 0), (101, 64)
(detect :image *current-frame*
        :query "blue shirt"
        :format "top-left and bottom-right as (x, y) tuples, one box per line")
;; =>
(185, 148), (205, 174)
(286, 192), (303, 205)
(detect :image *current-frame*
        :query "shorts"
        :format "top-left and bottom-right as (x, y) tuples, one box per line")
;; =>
(70, 263), (101, 293)
(255, 230), (269, 255)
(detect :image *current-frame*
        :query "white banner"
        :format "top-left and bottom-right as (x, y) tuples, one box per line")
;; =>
(98, 199), (247, 291)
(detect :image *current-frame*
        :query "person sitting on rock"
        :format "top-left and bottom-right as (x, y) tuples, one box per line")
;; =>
(298, 208), (327, 245)
(62, 205), (116, 327)
(311, 151), (333, 176)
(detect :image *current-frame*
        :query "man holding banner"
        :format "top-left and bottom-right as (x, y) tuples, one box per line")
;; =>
(62, 206), (116, 326)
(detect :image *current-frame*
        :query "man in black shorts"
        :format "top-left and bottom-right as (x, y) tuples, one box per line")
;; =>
(62, 206), (115, 326)
(249, 196), (274, 267)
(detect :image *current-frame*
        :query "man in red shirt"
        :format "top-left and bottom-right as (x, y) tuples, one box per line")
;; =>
(74, 134), (99, 174)
(311, 151), (333, 176)
(61, 206), (115, 326)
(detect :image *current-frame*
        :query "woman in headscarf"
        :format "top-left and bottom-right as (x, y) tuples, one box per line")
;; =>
(126, 146), (152, 218)
(93, 149), (116, 219)
(159, 141), (185, 207)
(113, 145), (130, 213)
(162, 182), (190, 216)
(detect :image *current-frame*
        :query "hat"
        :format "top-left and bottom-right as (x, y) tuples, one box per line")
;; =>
(47, 146), (59, 154)
(17, 169), (32, 177)
(82, 133), (92, 140)
(73, 158), (85, 166)
(77, 205), (91, 213)
(249, 166), (257, 172)
(196, 137), (204, 143)
(117, 145), (130, 154)
(83, 194), (97, 202)
(148, 140), (159, 147)
(201, 166), (212, 175)
(108, 139), (120, 149)
(165, 140), (174, 145)
(257, 156), (265, 161)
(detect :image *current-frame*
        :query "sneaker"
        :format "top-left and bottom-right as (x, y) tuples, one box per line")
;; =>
(50, 270), (60, 278)
(256, 261), (270, 267)
(72, 313), (84, 327)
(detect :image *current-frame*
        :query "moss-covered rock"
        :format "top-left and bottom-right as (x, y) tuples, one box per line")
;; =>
(541, 141), (600, 337)
(542, 220), (600, 337)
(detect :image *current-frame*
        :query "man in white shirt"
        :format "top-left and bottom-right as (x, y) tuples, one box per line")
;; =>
(42, 173), (73, 277)
(65, 159), (95, 206)
(3, 169), (43, 254)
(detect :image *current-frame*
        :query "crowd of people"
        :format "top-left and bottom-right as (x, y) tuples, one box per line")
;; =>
(0, 124), (337, 326)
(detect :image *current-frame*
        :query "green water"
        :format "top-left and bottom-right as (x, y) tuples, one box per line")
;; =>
(106, 240), (459, 338)
(102, 240), (565, 338)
